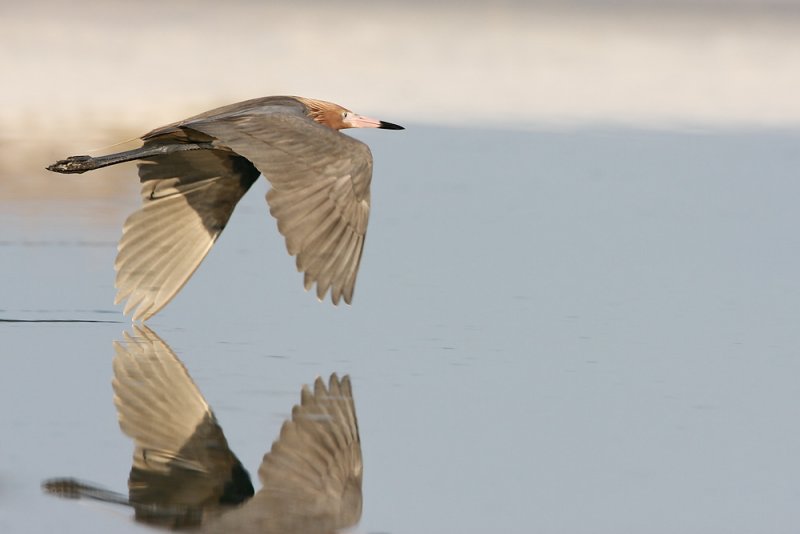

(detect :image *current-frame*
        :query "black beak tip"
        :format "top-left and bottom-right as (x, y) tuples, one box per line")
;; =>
(379, 121), (404, 130)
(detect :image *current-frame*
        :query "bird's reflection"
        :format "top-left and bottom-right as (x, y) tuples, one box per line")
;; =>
(43, 326), (362, 533)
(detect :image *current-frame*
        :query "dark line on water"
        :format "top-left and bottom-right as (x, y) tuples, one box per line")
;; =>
(0, 240), (116, 248)
(0, 319), (122, 324)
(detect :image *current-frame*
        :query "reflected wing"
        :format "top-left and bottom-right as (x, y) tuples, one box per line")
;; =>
(258, 373), (362, 519)
(204, 374), (362, 534)
(113, 326), (253, 526)
(181, 106), (373, 305)
(115, 132), (260, 322)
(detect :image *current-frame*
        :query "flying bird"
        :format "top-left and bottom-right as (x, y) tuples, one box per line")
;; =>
(46, 96), (404, 321)
(43, 326), (362, 533)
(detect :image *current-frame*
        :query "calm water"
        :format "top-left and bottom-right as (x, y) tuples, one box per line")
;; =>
(2, 125), (800, 533)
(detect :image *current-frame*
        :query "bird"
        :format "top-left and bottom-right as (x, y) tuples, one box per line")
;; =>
(42, 326), (362, 534)
(46, 96), (404, 321)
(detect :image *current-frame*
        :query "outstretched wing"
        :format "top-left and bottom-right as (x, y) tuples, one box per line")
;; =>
(113, 326), (253, 526)
(179, 104), (373, 305)
(204, 374), (362, 534)
(115, 131), (260, 322)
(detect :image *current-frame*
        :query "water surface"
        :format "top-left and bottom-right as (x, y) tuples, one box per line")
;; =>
(2, 125), (800, 533)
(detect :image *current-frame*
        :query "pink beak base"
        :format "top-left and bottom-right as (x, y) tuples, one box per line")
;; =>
(347, 114), (404, 130)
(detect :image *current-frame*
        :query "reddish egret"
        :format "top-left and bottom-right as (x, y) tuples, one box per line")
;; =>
(43, 326), (362, 532)
(47, 96), (403, 321)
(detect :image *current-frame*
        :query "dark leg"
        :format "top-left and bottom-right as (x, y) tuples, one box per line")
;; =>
(42, 477), (131, 507)
(46, 142), (216, 174)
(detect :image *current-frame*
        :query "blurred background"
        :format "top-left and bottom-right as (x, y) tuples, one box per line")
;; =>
(3, 0), (800, 200)
(3, 1), (800, 533)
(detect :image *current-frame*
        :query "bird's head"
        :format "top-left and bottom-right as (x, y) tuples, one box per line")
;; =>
(297, 97), (404, 132)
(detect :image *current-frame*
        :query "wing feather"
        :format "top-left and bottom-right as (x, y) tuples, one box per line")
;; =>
(257, 374), (362, 515)
(113, 327), (253, 524)
(196, 373), (362, 533)
(184, 107), (373, 304)
(114, 146), (259, 321)
(328, 232), (358, 304)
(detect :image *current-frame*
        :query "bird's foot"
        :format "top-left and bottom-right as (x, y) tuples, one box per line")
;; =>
(46, 155), (94, 174)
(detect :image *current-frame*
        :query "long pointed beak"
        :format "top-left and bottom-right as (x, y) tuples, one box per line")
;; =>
(346, 113), (404, 130)
(378, 120), (404, 130)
